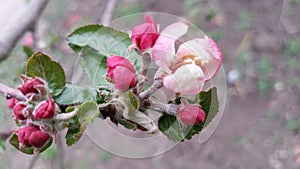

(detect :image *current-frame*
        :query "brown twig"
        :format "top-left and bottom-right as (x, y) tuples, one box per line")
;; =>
(0, 83), (26, 101)
(99, 0), (118, 25)
(56, 133), (65, 169)
(0, 0), (49, 61)
(149, 100), (179, 115)
(0, 131), (14, 141)
(139, 72), (163, 101)
(27, 155), (39, 169)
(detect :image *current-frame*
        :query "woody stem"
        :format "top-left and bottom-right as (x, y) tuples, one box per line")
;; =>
(138, 73), (163, 101)
(0, 82), (26, 101)
(149, 100), (179, 115)
(54, 108), (79, 121)
(137, 52), (152, 94)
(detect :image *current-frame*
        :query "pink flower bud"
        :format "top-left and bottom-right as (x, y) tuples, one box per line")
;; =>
(29, 129), (51, 148)
(19, 77), (44, 95)
(179, 105), (206, 126)
(33, 99), (56, 119)
(13, 102), (27, 120)
(131, 15), (159, 51)
(7, 98), (17, 109)
(18, 126), (37, 147)
(23, 33), (34, 47)
(18, 126), (50, 148)
(107, 55), (136, 91)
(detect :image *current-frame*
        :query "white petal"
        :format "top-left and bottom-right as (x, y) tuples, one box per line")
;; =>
(163, 64), (205, 94)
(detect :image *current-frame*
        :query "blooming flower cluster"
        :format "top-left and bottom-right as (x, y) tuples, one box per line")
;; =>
(6, 76), (57, 153)
(106, 15), (222, 126)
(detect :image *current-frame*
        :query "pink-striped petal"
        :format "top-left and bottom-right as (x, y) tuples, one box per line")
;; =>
(176, 36), (222, 80)
(152, 22), (188, 73)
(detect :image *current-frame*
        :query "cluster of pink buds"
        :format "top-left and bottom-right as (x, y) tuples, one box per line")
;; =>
(6, 76), (58, 153)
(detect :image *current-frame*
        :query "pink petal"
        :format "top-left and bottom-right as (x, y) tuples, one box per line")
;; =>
(163, 64), (205, 94)
(152, 22), (188, 73)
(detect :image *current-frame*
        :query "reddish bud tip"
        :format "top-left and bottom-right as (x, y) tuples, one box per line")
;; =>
(131, 15), (159, 51)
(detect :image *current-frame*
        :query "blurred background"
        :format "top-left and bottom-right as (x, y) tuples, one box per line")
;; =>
(0, 0), (300, 168)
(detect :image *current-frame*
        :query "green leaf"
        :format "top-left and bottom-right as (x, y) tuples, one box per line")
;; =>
(80, 47), (109, 86)
(125, 50), (141, 72)
(183, 122), (204, 140)
(54, 83), (99, 105)
(67, 24), (131, 57)
(158, 114), (185, 142)
(198, 87), (219, 128)
(9, 133), (52, 155)
(26, 51), (66, 96)
(23, 46), (34, 58)
(65, 101), (100, 146)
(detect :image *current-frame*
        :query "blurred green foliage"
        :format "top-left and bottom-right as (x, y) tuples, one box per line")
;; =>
(100, 151), (112, 163)
(286, 119), (300, 133)
(256, 56), (274, 75)
(235, 10), (253, 31)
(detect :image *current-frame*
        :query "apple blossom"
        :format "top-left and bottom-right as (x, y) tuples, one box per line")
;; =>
(107, 55), (136, 91)
(152, 22), (222, 94)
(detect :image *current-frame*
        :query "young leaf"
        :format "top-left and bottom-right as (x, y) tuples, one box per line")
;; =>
(54, 83), (99, 105)
(65, 101), (100, 146)
(118, 92), (157, 133)
(158, 114), (185, 142)
(77, 101), (100, 129)
(198, 87), (219, 128)
(9, 133), (52, 155)
(26, 51), (66, 96)
(67, 24), (131, 57)
(65, 116), (83, 147)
